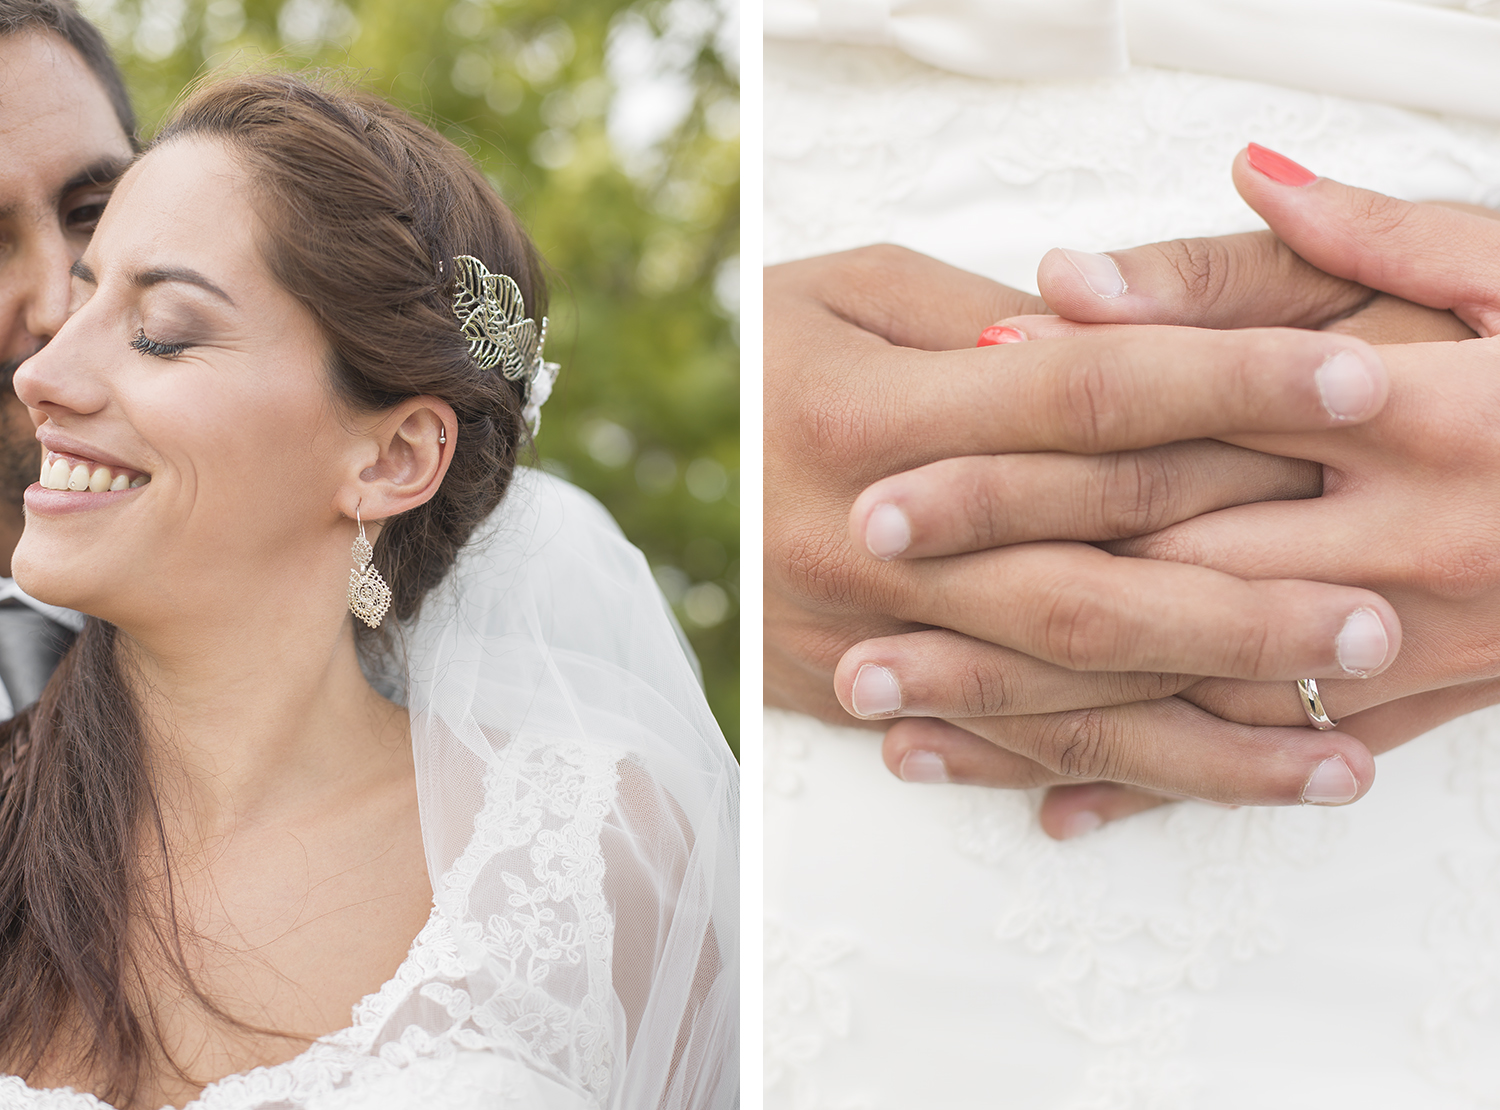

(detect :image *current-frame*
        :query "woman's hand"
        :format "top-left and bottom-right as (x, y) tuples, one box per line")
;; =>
(869, 150), (1500, 834)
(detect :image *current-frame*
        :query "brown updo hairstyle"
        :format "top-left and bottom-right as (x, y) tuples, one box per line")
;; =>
(162, 71), (543, 616)
(0, 72), (545, 1105)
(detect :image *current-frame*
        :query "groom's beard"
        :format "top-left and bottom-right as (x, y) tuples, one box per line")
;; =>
(0, 367), (38, 520)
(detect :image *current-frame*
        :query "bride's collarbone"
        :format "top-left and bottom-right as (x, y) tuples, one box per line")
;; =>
(30, 775), (432, 1110)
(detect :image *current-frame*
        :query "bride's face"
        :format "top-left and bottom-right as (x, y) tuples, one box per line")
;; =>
(12, 138), (358, 627)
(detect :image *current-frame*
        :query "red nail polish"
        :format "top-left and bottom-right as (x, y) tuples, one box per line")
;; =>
(1246, 143), (1316, 187)
(977, 325), (1025, 347)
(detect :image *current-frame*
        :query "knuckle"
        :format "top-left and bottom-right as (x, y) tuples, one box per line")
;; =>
(791, 381), (872, 469)
(1441, 636), (1500, 682)
(1401, 535), (1500, 601)
(1110, 670), (1186, 703)
(1099, 451), (1180, 537)
(1038, 587), (1118, 671)
(779, 525), (860, 609)
(846, 242), (918, 274)
(1156, 237), (1231, 306)
(1230, 620), (1275, 680)
(956, 658), (1011, 716)
(1045, 708), (1116, 780)
(1350, 192), (1414, 238)
(957, 469), (1009, 549)
(1060, 349), (1133, 451)
(836, 245), (922, 329)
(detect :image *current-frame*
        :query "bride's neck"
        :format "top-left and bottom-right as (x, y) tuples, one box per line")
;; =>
(115, 596), (407, 837)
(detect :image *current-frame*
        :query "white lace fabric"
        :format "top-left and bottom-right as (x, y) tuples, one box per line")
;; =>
(765, 27), (1500, 1110)
(0, 471), (738, 1110)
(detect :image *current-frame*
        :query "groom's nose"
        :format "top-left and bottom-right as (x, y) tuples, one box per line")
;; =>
(0, 223), (74, 369)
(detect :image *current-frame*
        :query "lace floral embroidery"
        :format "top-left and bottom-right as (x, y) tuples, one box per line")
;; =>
(955, 789), (1344, 1107)
(0, 734), (622, 1110)
(763, 918), (862, 1110)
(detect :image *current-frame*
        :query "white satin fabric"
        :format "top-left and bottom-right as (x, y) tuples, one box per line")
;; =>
(0, 470), (738, 1110)
(765, 28), (1500, 1110)
(765, 0), (1500, 121)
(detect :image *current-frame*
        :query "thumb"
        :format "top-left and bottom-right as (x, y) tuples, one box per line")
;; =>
(1233, 143), (1500, 336)
(1034, 229), (1370, 330)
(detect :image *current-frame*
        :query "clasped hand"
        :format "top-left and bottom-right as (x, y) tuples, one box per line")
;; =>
(765, 145), (1500, 836)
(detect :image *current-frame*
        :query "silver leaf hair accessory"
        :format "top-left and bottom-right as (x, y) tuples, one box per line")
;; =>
(450, 254), (560, 435)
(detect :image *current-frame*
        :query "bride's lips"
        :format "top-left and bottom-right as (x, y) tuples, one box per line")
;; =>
(24, 440), (151, 516)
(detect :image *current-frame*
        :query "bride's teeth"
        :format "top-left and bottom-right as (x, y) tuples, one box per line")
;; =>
(38, 454), (147, 492)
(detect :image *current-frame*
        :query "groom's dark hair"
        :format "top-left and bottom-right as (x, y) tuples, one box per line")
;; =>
(0, 0), (136, 142)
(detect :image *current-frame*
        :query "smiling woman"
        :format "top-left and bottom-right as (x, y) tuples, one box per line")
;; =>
(1, 72), (736, 1110)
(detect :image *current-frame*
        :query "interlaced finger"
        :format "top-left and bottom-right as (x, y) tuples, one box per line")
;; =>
(895, 541), (1401, 681)
(834, 628), (1197, 720)
(849, 441), (1319, 560)
(874, 325), (1388, 473)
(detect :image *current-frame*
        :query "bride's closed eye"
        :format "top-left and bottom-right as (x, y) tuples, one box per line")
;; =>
(130, 328), (188, 358)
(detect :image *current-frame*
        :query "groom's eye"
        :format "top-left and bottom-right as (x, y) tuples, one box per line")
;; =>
(64, 197), (110, 235)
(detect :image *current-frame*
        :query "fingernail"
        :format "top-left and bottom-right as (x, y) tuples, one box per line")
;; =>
(1058, 810), (1103, 839)
(851, 663), (902, 717)
(899, 750), (949, 784)
(977, 325), (1026, 347)
(1246, 142), (1316, 187)
(1059, 248), (1126, 299)
(1315, 349), (1379, 420)
(865, 502), (912, 559)
(1301, 755), (1358, 805)
(1337, 607), (1389, 676)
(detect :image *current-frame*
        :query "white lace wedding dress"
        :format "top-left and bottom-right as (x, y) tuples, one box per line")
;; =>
(0, 471), (739, 1110)
(765, 5), (1500, 1107)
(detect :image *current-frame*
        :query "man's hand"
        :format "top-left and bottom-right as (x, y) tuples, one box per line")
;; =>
(766, 241), (1408, 806)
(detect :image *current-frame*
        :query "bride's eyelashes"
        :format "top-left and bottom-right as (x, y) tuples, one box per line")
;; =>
(130, 328), (188, 359)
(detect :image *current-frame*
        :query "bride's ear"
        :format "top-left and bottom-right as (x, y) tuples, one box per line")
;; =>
(336, 397), (457, 523)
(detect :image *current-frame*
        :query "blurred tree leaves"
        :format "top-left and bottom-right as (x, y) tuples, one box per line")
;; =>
(81, 0), (740, 751)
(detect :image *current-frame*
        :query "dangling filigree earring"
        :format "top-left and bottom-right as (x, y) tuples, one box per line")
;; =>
(347, 506), (392, 629)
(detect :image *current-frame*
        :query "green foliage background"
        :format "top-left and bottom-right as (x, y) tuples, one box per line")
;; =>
(80, 0), (740, 751)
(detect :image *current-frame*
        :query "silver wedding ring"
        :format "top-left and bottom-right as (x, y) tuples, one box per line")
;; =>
(1296, 678), (1338, 730)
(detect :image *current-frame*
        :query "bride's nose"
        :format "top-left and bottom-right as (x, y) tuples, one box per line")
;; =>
(13, 315), (110, 421)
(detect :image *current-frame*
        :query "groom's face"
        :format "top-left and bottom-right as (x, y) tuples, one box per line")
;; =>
(0, 30), (132, 541)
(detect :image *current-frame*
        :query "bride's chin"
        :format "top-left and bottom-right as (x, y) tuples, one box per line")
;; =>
(11, 541), (107, 618)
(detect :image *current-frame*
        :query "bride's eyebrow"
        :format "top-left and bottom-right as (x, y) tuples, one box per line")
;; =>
(135, 266), (236, 307)
(66, 259), (236, 309)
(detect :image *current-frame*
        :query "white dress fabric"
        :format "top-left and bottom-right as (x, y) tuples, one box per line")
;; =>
(0, 470), (738, 1110)
(764, 17), (1500, 1110)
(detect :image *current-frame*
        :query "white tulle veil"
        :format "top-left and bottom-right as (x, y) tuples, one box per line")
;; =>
(369, 467), (738, 1109)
